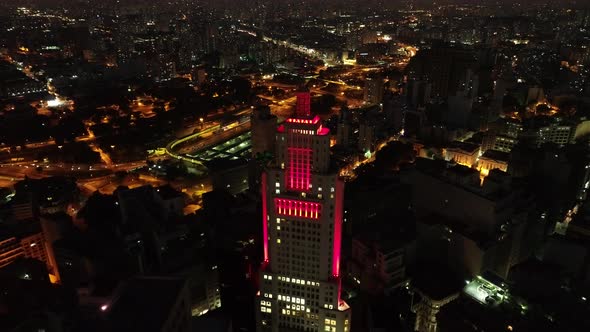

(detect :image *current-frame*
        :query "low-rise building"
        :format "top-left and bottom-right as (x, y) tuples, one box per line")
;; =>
(444, 141), (480, 168)
(477, 150), (510, 177)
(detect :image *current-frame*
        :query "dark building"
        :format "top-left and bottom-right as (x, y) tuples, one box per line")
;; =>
(407, 45), (478, 99)
(249, 106), (277, 193)
(102, 277), (192, 332)
(251, 106), (277, 159)
(206, 158), (249, 195)
(14, 176), (79, 216)
(404, 159), (540, 279)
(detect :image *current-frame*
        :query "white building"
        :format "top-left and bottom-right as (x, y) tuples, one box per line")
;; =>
(257, 92), (351, 332)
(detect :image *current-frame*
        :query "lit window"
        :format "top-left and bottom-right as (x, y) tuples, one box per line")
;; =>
(277, 239), (281, 244)
(276, 182), (280, 187)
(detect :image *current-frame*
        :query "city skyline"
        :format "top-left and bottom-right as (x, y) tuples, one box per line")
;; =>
(1, 1), (590, 331)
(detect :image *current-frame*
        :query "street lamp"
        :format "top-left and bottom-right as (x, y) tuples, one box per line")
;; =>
(199, 117), (204, 129)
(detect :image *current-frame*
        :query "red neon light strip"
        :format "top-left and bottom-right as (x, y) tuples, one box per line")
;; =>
(286, 115), (320, 125)
(287, 147), (312, 191)
(261, 172), (269, 262)
(332, 179), (344, 277)
(274, 198), (321, 220)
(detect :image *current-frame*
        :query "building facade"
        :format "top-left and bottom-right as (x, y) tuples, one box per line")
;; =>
(364, 76), (383, 105)
(257, 92), (351, 332)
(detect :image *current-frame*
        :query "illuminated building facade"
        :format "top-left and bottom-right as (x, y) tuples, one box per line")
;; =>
(257, 91), (351, 332)
(0, 232), (55, 278)
(363, 76), (383, 105)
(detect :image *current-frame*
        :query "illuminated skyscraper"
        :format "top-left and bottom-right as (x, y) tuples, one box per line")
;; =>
(257, 91), (351, 332)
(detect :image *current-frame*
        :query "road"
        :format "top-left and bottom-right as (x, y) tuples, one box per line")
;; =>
(165, 120), (252, 166)
(0, 161), (146, 183)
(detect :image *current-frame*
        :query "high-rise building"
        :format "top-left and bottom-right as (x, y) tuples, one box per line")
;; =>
(406, 80), (431, 108)
(257, 92), (351, 332)
(364, 76), (384, 105)
(407, 46), (477, 99)
(358, 119), (376, 153)
(382, 92), (404, 134)
(252, 106), (278, 158)
(250, 106), (278, 192)
(336, 106), (352, 147)
(0, 231), (55, 278)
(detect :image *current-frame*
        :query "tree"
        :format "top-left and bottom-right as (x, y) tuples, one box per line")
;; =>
(374, 141), (416, 171)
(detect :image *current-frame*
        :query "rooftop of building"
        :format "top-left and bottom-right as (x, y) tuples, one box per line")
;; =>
(411, 158), (517, 202)
(0, 281), (76, 329)
(354, 222), (415, 254)
(418, 213), (496, 248)
(14, 176), (78, 206)
(446, 163), (479, 177)
(447, 141), (480, 154)
(155, 184), (184, 200)
(191, 309), (232, 332)
(412, 259), (464, 301)
(480, 149), (510, 162)
(0, 218), (42, 242)
(107, 277), (187, 332)
(204, 157), (248, 172)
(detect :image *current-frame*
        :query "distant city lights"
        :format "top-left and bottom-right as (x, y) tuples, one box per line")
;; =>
(47, 98), (64, 107)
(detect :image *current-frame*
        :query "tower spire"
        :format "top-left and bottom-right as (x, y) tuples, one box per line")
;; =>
(295, 86), (311, 117)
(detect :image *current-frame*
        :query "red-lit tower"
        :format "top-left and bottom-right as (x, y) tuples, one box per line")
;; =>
(257, 91), (351, 332)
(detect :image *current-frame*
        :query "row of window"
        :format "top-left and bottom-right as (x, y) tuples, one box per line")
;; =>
(278, 294), (305, 304)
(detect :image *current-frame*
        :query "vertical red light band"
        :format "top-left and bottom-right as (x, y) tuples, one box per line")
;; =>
(261, 172), (269, 262)
(287, 147), (312, 192)
(332, 179), (344, 277)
